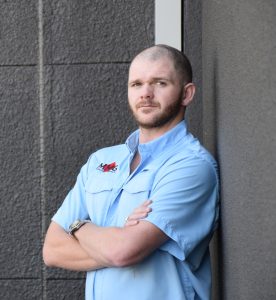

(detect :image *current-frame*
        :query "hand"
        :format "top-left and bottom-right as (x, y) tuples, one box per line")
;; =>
(124, 200), (152, 227)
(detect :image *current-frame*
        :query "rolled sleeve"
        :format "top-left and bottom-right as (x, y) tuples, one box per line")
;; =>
(145, 157), (219, 263)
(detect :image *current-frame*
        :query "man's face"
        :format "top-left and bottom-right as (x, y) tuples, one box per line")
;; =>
(128, 56), (185, 129)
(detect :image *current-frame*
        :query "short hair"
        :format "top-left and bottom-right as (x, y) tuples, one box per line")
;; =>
(131, 44), (193, 84)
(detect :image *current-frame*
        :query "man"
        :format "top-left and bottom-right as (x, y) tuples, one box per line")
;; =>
(43, 44), (219, 300)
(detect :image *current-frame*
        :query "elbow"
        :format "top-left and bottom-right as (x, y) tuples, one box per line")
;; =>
(107, 255), (129, 268)
(108, 255), (128, 268)
(106, 247), (140, 268)
(42, 243), (57, 267)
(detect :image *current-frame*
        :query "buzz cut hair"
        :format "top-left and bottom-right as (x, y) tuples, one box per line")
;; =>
(132, 44), (193, 84)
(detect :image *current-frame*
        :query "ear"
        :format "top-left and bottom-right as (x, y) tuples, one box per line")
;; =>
(181, 83), (196, 107)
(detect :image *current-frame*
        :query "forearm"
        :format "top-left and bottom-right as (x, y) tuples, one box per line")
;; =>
(74, 221), (168, 267)
(74, 200), (155, 266)
(74, 223), (124, 267)
(43, 222), (105, 271)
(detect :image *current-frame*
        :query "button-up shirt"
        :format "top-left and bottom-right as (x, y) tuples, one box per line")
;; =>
(53, 120), (219, 300)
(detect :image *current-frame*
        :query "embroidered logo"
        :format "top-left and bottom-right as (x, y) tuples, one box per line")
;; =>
(97, 162), (118, 173)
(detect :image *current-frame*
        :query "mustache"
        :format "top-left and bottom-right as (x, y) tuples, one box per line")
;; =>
(136, 101), (160, 109)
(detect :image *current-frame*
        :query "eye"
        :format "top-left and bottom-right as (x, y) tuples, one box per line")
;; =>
(130, 81), (142, 87)
(156, 80), (167, 86)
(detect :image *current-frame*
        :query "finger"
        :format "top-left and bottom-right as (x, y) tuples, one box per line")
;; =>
(133, 204), (152, 214)
(128, 212), (149, 220)
(124, 220), (139, 227)
(142, 199), (153, 207)
(131, 207), (152, 217)
(130, 200), (152, 215)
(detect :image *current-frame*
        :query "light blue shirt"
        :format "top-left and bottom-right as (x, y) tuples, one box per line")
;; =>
(53, 120), (219, 300)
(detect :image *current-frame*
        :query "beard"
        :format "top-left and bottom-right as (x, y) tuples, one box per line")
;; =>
(129, 95), (183, 129)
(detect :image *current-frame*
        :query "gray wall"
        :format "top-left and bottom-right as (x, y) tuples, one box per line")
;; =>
(202, 1), (276, 299)
(0, 1), (154, 299)
(184, 1), (276, 299)
(183, 2), (221, 299)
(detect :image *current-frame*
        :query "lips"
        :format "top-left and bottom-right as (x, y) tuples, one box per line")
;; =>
(136, 102), (159, 109)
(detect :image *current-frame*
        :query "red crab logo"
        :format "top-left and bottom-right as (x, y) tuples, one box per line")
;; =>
(97, 162), (118, 173)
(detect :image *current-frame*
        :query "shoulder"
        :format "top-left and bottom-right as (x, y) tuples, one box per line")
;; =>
(155, 156), (218, 190)
(154, 138), (218, 190)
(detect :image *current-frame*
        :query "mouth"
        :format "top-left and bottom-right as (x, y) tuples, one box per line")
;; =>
(136, 102), (159, 109)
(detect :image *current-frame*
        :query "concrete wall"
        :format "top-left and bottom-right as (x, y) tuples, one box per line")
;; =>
(0, 1), (41, 298)
(183, 2), (221, 299)
(202, 1), (276, 299)
(0, 1), (154, 299)
(184, 1), (276, 299)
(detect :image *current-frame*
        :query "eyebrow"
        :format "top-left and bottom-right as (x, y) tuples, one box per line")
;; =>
(152, 77), (171, 82)
(128, 77), (171, 84)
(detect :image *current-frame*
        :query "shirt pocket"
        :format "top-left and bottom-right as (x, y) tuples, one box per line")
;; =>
(122, 172), (154, 201)
(84, 176), (115, 224)
(113, 172), (155, 226)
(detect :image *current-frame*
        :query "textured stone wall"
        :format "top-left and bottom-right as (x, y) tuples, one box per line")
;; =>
(202, 1), (276, 299)
(0, 1), (154, 299)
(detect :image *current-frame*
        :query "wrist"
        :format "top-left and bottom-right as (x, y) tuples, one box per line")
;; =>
(68, 220), (91, 237)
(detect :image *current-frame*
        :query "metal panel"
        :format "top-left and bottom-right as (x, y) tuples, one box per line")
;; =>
(155, 0), (182, 50)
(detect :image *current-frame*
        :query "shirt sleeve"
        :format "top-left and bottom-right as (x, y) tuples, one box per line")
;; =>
(145, 156), (219, 266)
(52, 154), (95, 232)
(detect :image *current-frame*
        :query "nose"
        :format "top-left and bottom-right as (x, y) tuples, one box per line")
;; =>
(141, 84), (154, 100)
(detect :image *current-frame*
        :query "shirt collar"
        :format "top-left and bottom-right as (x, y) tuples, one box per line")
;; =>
(126, 120), (188, 157)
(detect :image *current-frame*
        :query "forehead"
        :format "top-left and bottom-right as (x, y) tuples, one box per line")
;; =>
(128, 56), (177, 81)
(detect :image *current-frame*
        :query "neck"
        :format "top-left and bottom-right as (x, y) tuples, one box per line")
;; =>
(139, 118), (183, 144)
